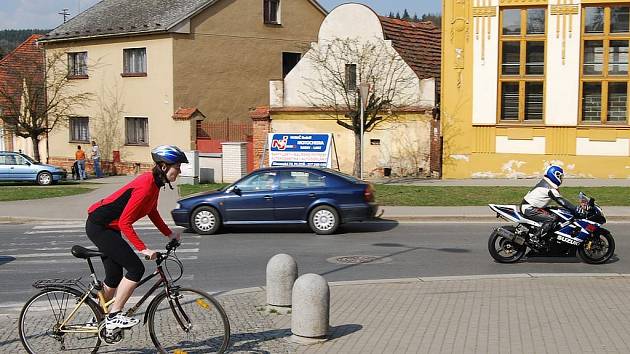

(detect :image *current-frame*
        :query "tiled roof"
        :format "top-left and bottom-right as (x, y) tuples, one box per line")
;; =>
(41, 0), (328, 42)
(0, 35), (45, 118)
(172, 107), (205, 120)
(41, 0), (216, 42)
(378, 17), (441, 92)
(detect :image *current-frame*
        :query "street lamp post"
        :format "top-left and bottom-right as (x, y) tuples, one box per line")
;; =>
(358, 82), (370, 180)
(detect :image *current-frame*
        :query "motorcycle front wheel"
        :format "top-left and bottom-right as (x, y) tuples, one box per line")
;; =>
(577, 230), (615, 264)
(488, 226), (526, 263)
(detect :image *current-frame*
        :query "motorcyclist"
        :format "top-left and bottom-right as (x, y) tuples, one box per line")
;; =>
(520, 165), (585, 247)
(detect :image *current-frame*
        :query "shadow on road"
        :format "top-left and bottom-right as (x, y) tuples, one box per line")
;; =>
(194, 220), (400, 235)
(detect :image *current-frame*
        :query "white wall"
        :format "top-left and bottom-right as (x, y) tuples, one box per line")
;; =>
(576, 137), (630, 156)
(282, 3), (427, 109)
(545, 2), (581, 125)
(472, 0), (499, 125)
(496, 136), (546, 154)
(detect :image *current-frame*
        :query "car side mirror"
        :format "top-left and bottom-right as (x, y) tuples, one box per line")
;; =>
(231, 186), (242, 195)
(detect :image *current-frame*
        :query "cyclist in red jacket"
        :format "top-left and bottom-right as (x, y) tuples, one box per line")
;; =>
(86, 145), (188, 331)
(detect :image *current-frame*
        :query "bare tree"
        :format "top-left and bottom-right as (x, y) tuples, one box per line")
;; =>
(301, 37), (422, 176)
(0, 48), (91, 161)
(93, 82), (125, 164)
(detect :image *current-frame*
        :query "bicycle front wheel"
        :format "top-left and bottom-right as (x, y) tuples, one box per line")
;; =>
(19, 288), (102, 354)
(148, 287), (230, 353)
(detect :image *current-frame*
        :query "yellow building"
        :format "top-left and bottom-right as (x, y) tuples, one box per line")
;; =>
(442, 0), (630, 178)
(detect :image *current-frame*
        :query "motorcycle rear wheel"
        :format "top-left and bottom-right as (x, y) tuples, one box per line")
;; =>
(577, 231), (615, 264)
(488, 226), (526, 263)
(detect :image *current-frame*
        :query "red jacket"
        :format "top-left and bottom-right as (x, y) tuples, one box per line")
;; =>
(88, 172), (171, 251)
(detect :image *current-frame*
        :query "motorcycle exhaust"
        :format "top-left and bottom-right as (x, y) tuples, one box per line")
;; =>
(496, 227), (525, 246)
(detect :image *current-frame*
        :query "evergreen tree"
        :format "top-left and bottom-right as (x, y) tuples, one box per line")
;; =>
(388, 11), (395, 18)
(413, 13), (419, 22)
(402, 9), (411, 20)
(395, 11), (401, 19)
(0, 29), (50, 57)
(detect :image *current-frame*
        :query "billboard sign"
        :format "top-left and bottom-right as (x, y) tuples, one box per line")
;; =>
(268, 133), (332, 167)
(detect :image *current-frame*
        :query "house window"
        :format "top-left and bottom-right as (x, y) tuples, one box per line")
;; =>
(282, 52), (301, 78)
(123, 48), (147, 76)
(498, 7), (546, 122)
(67, 52), (88, 77)
(580, 6), (630, 124)
(345, 64), (357, 92)
(69, 117), (89, 142)
(125, 117), (148, 145)
(264, 0), (280, 24)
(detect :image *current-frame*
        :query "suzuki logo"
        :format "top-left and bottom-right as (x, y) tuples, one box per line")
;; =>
(557, 234), (581, 246)
(272, 136), (288, 150)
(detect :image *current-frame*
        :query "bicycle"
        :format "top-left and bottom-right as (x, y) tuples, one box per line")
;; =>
(18, 238), (230, 353)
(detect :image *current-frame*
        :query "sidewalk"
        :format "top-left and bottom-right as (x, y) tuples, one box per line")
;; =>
(1, 176), (629, 222)
(0, 175), (180, 222)
(1, 274), (629, 353)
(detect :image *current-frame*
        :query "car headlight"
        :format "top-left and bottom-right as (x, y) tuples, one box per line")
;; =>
(175, 203), (181, 209)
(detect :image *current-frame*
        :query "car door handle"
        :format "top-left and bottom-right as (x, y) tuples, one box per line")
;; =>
(264, 195), (273, 200)
(308, 193), (316, 198)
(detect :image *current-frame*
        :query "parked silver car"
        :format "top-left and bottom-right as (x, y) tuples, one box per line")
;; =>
(0, 151), (67, 185)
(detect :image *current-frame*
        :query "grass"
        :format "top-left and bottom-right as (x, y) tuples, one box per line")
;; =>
(0, 181), (94, 201)
(375, 186), (630, 206)
(179, 183), (228, 197)
(179, 183), (630, 206)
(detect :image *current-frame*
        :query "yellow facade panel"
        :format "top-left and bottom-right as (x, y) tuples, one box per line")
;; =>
(545, 127), (576, 155)
(473, 126), (496, 153)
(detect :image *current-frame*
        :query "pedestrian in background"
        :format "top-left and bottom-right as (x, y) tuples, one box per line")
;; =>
(75, 145), (87, 180)
(92, 140), (103, 178)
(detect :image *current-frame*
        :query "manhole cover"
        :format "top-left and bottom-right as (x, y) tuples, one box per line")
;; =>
(326, 255), (393, 264)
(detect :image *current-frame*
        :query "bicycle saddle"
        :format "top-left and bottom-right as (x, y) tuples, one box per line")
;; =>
(71, 245), (104, 259)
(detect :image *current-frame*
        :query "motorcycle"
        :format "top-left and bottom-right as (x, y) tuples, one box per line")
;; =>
(487, 192), (615, 264)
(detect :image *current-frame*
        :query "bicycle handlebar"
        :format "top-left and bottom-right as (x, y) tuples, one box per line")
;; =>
(144, 239), (181, 261)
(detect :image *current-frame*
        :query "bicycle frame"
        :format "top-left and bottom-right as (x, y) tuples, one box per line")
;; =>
(51, 253), (175, 335)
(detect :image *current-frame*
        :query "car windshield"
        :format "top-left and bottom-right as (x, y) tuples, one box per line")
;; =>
(322, 168), (361, 183)
(19, 154), (37, 164)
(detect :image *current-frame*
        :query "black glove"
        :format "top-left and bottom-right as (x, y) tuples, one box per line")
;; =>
(574, 206), (587, 218)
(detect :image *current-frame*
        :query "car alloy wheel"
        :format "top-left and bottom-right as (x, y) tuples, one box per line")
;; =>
(194, 210), (216, 232)
(38, 172), (52, 186)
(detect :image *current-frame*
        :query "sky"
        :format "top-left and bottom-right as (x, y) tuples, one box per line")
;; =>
(0, 0), (441, 30)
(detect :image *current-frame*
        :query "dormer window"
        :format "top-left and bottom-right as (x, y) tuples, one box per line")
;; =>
(264, 0), (281, 25)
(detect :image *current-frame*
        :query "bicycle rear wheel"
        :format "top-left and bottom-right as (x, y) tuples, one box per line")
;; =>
(148, 287), (230, 353)
(19, 288), (102, 354)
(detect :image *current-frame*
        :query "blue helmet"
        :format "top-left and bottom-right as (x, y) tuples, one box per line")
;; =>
(151, 145), (188, 165)
(545, 165), (564, 186)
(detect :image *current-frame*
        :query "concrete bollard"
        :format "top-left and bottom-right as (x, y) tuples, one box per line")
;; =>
(266, 254), (298, 312)
(291, 273), (329, 344)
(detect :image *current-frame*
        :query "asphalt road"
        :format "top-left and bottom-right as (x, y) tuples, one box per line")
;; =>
(0, 220), (628, 313)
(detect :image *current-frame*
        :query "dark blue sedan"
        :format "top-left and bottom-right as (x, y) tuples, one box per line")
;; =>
(171, 167), (378, 235)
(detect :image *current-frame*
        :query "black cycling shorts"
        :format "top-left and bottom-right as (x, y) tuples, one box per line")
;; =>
(86, 218), (145, 287)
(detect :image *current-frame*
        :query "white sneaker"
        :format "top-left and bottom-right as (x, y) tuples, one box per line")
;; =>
(105, 313), (139, 330)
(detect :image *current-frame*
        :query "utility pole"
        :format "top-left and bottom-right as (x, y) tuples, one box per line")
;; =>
(59, 9), (70, 23)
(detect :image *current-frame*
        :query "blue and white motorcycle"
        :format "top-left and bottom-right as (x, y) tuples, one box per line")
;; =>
(488, 192), (615, 264)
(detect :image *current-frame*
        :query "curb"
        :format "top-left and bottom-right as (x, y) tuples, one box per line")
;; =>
(212, 273), (630, 297)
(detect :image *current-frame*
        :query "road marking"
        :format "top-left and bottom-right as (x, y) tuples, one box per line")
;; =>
(5, 248), (199, 259)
